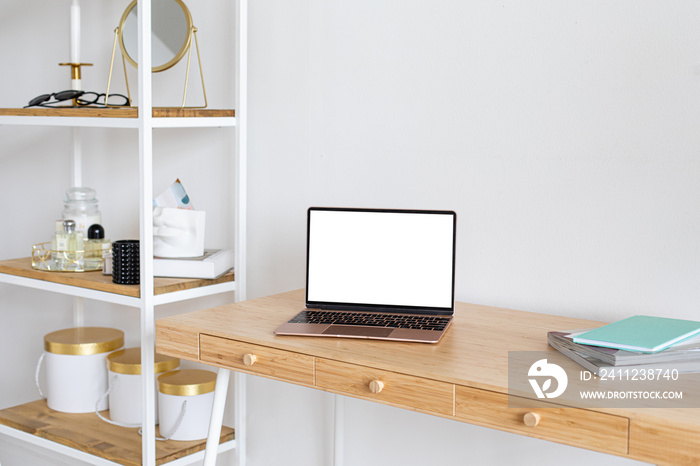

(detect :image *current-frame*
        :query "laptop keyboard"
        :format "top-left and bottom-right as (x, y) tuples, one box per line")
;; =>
(290, 310), (451, 331)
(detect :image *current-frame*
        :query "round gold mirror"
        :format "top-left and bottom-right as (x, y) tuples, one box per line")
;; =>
(106, 0), (207, 108)
(118, 0), (194, 72)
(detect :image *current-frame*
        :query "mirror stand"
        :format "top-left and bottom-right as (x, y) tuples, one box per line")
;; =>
(105, 26), (207, 109)
(105, 28), (132, 108)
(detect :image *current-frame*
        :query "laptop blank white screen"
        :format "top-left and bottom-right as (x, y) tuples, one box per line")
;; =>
(306, 209), (455, 311)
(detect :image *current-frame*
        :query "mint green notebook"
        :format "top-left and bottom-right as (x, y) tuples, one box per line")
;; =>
(572, 315), (700, 353)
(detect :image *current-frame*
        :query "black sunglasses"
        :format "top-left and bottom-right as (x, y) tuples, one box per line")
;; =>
(25, 90), (130, 108)
(25, 90), (84, 108)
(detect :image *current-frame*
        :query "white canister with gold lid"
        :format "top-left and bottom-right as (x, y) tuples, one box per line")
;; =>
(105, 348), (179, 425)
(40, 327), (124, 413)
(158, 369), (217, 441)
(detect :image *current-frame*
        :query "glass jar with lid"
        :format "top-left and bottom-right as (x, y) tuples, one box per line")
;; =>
(62, 187), (102, 237)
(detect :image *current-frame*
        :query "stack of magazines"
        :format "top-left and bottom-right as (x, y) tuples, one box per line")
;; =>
(548, 329), (700, 375)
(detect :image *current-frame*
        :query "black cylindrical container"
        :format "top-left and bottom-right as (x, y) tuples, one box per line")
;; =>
(112, 240), (140, 285)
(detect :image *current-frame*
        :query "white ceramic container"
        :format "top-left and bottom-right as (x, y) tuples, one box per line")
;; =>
(42, 327), (124, 413)
(158, 369), (217, 441)
(106, 348), (180, 425)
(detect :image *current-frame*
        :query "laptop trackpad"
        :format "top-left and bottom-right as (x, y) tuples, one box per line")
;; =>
(323, 325), (393, 338)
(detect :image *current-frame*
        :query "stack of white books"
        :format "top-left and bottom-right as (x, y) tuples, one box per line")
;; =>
(153, 249), (234, 279)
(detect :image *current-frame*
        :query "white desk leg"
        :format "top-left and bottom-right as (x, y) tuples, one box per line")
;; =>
(235, 372), (247, 466)
(203, 368), (231, 466)
(334, 394), (344, 466)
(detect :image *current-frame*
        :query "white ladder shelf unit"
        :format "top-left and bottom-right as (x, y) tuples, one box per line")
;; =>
(0, 0), (248, 464)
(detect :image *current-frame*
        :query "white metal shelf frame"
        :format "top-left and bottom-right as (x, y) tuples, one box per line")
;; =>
(0, 0), (247, 463)
(0, 115), (236, 128)
(0, 272), (237, 307)
(134, 0), (248, 464)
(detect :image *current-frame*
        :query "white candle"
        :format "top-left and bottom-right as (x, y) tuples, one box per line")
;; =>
(70, 0), (80, 64)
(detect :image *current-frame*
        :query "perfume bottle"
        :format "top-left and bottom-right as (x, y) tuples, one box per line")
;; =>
(52, 219), (84, 271)
(50, 220), (64, 267)
(84, 224), (111, 270)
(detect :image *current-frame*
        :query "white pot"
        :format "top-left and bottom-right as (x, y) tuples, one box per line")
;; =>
(158, 369), (217, 441)
(41, 327), (124, 413)
(106, 348), (180, 426)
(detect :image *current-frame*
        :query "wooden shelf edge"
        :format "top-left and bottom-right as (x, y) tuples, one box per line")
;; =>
(152, 108), (235, 118)
(0, 257), (234, 298)
(0, 400), (234, 466)
(0, 108), (235, 118)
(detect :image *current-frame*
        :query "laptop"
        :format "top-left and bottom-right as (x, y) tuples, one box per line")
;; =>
(274, 207), (457, 343)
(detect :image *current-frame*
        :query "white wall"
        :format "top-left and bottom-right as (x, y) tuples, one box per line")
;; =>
(2, 0), (699, 464)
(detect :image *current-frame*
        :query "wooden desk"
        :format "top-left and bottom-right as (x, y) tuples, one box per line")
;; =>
(155, 290), (700, 465)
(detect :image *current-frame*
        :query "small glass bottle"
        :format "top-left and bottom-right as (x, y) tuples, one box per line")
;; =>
(62, 187), (102, 237)
(50, 220), (64, 266)
(84, 224), (111, 270)
(52, 219), (84, 271)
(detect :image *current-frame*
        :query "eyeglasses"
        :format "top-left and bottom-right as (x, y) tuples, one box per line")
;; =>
(76, 92), (130, 107)
(25, 90), (131, 108)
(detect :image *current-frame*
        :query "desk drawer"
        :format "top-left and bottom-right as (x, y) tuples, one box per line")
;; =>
(315, 358), (453, 416)
(200, 334), (315, 385)
(455, 385), (628, 456)
(630, 417), (700, 465)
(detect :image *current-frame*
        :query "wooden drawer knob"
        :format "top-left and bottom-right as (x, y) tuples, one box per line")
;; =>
(369, 380), (384, 394)
(523, 412), (541, 427)
(243, 353), (257, 366)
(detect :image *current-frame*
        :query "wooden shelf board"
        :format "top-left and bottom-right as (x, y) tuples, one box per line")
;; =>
(0, 400), (234, 466)
(0, 108), (235, 118)
(0, 258), (234, 298)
